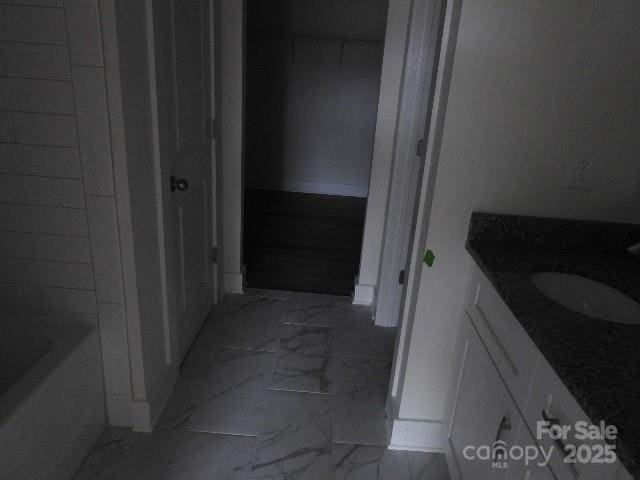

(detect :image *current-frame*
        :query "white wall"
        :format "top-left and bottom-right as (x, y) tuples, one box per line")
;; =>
(245, 0), (387, 197)
(219, 0), (246, 293)
(0, 0), (134, 426)
(397, 0), (640, 429)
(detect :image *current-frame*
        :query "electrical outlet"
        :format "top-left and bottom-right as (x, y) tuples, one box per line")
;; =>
(567, 157), (597, 190)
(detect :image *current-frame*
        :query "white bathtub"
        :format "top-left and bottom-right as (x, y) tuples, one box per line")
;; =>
(0, 312), (106, 480)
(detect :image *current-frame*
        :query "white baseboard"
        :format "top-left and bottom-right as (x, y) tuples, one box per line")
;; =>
(131, 368), (177, 432)
(224, 267), (246, 294)
(353, 282), (375, 305)
(389, 418), (444, 452)
(106, 394), (133, 427)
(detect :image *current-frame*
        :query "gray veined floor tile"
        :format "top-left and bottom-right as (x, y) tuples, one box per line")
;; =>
(156, 380), (205, 433)
(407, 452), (450, 480)
(271, 324), (334, 394)
(210, 295), (287, 323)
(248, 390), (332, 480)
(281, 294), (351, 326)
(332, 444), (412, 480)
(163, 431), (256, 480)
(333, 357), (392, 446)
(203, 297), (287, 352)
(187, 349), (275, 436)
(334, 305), (396, 361)
(73, 427), (173, 480)
(179, 343), (222, 383)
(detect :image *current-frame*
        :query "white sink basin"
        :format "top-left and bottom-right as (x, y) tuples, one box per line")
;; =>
(530, 272), (640, 325)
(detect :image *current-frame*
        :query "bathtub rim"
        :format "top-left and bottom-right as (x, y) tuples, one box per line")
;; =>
(0, 311), (97, 428)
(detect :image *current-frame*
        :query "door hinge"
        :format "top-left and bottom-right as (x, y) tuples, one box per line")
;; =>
(398, 269), (406, 285)
(210, 118), (216, 139)
(210, 246), (218, 263)
(416, 138), (426, 157)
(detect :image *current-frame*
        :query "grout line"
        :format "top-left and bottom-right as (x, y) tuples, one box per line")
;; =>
(0, 73), (70, 82)
(69, 62), (104, 68)
(0, 40), (68, 48)
(185, 429), (259, 438)
(85, 192), (117, 199)
(0, 139), (78, 149)
(0, 171), (83, 181)
(0, 228), (88, 239)
(0, 253), (91, 265)
(0, 3), (65, 10)
(0, 280), (94, 292)
(0, 140), (77, 150)
(0, 200), (85, 210)
(0, 108), (75, 117)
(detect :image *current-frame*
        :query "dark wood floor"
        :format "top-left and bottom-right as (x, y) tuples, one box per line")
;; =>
(243, 189), (367, 295)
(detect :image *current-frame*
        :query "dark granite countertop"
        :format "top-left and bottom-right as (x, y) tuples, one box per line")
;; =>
(466, 212), (640, 478)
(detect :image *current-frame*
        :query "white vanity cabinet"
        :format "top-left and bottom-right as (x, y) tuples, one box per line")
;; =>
(505, 424), (556, 480)
(525, 357), (619, 480)
(447, 315), (522, 480)
(444, 264), (632, 480)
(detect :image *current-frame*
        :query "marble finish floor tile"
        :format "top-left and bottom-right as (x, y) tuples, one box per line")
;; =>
(179, 343), (221, 383)
(156, 380), (205, 432)
(187, 349), (275, 436)
(282, 294), (352, 326)
(248, 390), (332, 480)
(73, 427), (173, 480)
(407, 451), (450, 479)
(332, 444), (412, 479)
(163, 431), (256, 480)
(210, 296), (287, 323)
(332, 444), (449, 480)
(271, 325), (334, 393)
(334, 305), (396, 361)
(333, 358), (392, 446)
(204, 297), (286, 352)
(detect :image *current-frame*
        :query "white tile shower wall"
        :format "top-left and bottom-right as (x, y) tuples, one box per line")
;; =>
(0, 2), (132, 422)
(0, 4), (87, 320)
(86, 195), (124, 304)
(1, 43), (71, 80)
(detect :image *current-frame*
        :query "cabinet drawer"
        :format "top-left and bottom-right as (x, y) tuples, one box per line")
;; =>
(466, 267), (539, 410)
(448, 316), (522, 480)
(524, 358), (619, 480)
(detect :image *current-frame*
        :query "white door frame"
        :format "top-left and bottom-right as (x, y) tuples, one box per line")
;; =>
(219, 0), (419, 298)
(374, 0), (446, 328)
(352, 0), (414, 306)
(387, 0), (463, 451)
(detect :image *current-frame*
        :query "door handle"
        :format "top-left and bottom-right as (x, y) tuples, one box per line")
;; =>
(170, 176), (189, 192)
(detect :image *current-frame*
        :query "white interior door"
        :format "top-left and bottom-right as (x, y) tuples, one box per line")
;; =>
(153, 0), (215, 361)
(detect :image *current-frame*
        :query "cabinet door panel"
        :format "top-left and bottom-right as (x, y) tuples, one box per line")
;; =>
(506, 423), (556, 480)
(448, 316), (522, 480)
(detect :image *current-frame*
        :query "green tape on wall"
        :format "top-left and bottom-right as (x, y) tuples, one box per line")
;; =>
(423, 249), (435, 267)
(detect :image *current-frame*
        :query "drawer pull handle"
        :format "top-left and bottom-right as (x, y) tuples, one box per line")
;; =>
(541, 409), (580, 479)
(494, 416), (512, 460)
(495, 415), (512, 442)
